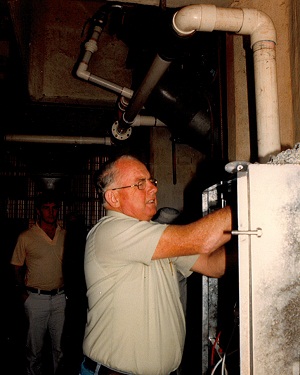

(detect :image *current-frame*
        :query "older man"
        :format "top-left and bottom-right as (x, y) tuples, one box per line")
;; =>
(80, 154), (232, 375)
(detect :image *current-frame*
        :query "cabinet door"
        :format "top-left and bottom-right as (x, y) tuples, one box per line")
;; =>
(237, 164), (300, 375)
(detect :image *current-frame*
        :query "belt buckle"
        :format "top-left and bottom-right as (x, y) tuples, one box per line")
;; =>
(52, 287), (64, 295)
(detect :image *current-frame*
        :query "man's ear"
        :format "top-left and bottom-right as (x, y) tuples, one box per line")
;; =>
(104, 190), (120, 208)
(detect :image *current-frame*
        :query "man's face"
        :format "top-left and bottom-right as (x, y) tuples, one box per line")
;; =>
(38, 202), (59, 224)
(111, 158), (158, 221)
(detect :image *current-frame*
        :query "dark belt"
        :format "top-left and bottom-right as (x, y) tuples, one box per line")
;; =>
(26, 286), (65, 296)
(84, 356), (127, 375)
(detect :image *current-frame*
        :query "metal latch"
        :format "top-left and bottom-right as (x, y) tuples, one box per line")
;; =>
(225, 160), (250, 174)
(231, 228), (262, 237)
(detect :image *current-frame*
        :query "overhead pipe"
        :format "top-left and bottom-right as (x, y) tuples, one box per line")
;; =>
(3, 115), (166, 144)
(112, 55), (172, 139)
(76, 4), (133, 99)
(131, 115), (166, 127)
(172, 4), (280, 163)
(76, 3), (280, 161)
(4, 134), (113, 145)
(76, 21), (134, 99)
(113, 12), (199, 140)
(76, 3), (167, 137)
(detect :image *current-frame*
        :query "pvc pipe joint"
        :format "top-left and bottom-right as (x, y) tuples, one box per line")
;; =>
(238, 8), (276, 47)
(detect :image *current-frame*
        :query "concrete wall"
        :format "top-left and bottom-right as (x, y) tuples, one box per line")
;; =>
(150, 127), (205, 212)
(20, 0), (132, 106)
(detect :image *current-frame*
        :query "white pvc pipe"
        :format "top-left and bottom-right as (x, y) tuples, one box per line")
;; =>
(3, 116), (166, 145)
(121, 55), (172, 125)
(173, 5), (281, 163)
(76, 25), (134, 100)
(4, 134), (113, 145)
(132, 115), (166, 127)
(76, 19), (167, 128)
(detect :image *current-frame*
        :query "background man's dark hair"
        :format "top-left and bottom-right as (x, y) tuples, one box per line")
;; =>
(35, 191), (61, 209)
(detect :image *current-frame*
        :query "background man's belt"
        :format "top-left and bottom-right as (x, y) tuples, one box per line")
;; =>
(84, 356), (127, 375)
(26, 287), (64, 295)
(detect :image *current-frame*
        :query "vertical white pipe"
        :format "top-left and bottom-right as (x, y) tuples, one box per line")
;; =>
(173, 5), (281, 163)
(252, 41), (279, 162)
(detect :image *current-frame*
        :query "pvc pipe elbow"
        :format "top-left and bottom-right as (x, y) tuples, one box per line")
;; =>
(172, 4), (217, 36)
(173, 5), (276, 47)
(238, 8), (277, 47)
(76, 62), (91, 80)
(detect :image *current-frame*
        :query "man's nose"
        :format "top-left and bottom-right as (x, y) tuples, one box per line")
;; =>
(148, 180), (157, 191)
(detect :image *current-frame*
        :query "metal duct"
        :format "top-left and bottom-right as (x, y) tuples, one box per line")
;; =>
(144, 70), (212, 153)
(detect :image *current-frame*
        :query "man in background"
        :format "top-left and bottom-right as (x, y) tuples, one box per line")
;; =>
(11, 191), (66, 375)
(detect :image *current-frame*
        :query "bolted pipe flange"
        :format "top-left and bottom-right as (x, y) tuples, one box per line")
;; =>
(111, 121), (132, 140)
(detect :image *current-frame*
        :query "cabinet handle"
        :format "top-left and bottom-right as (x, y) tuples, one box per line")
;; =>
(231, 228), (262, 237)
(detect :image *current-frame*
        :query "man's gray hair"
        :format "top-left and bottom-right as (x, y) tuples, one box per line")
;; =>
(94, 154), (140, 194)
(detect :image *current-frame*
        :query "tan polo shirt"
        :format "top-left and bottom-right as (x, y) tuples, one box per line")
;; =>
(11, 223), (66, 290)
(83, 210), (198, 375)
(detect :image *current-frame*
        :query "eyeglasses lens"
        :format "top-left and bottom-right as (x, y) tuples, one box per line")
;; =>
(137, 178), (157, 190)
(137, 180), (146, 190)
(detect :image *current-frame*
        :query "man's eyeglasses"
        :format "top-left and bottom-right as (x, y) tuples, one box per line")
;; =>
(110, 178), (158, 191)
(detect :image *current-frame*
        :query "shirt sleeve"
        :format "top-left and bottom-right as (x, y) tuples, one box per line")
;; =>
(173, 254), (199, 278)
(89, 216), (167, 266)
(10, 233), (26, 266)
